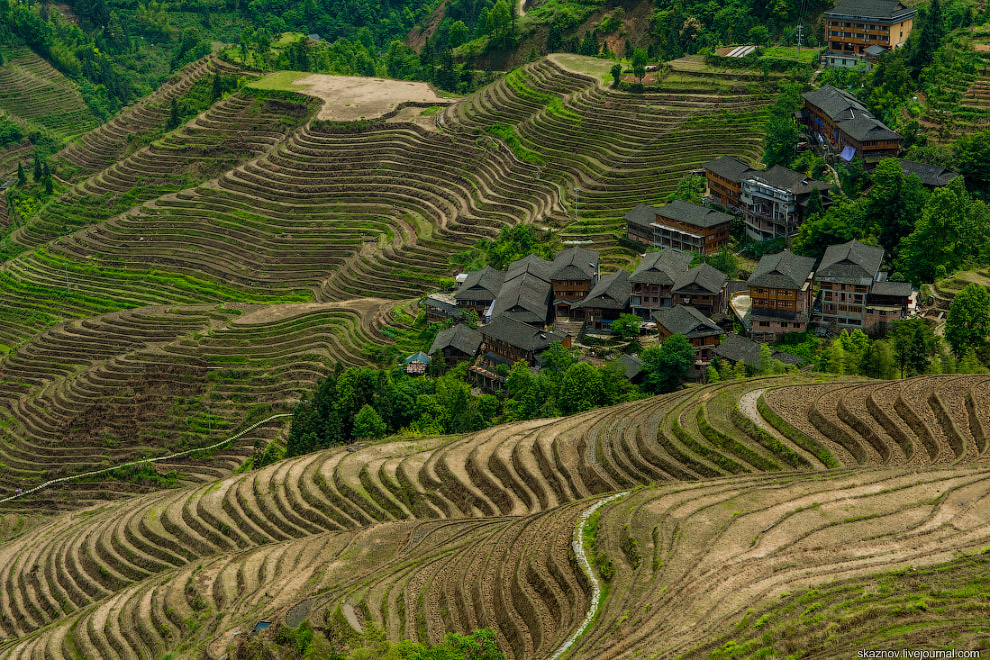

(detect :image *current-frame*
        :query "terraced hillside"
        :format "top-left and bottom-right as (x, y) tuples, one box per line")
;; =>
(919, 27), (990, 140)
(0, 374), (988, 659)
(0, 298), (403, 512)
(0, 47), (100, 142)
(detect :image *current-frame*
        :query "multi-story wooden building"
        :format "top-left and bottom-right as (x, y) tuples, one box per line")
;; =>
(491, 255), (554, 326)
(629, 249), (692, 317)
(428, 324), (482, 366)
(747, 251), (816, 342)
(671, 264), (728, 317)
(479, 314), (571, 368)
(453, 267), (504, 315)
(823, 0), (916, 68)
(572, 270), (631, 330)
(625, 200), (733, 254)
(652, 305), (725, 367)
(741, 167), (831, 241)
(815, 239), (911, 332)
(550, 247), (599, 318)
(702, 156), (759, 212)
(802, 86), (902, 163)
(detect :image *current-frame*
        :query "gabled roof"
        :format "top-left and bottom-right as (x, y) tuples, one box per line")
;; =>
(748, 251), (816, 290)
(405, 351), (431, 364)
(702, 156), (759, 184)
(803, 85), (873, 122)
(837, 117), (902, 143)
(825, 0), (916, 21)
(899, 160), (960, 187)
(625, 203), (661, 229)
(672, 263), (727, 295)
(714, 333), (804, 367)
(817, 239), (883, 285)
(656, 200), (734, 229)
(616, 354), (643, 379)
(629, 249), (692, 285)
(505, 254), (553, 284)
(864, 44), (887, 56)
(428, 324), (482, 357)
(491, 273), (551, 324)
(551, 246), (599, 281)
(572, 270), (631, 311)
(651, 305), (724, 339)
(746, 166), (831, 197)
(869, 280), (913, 298)
(480, 315), (569, 352)
(454, 267), (504, 302)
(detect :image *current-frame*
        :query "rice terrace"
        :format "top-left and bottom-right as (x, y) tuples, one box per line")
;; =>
(2, 0), (990, 658)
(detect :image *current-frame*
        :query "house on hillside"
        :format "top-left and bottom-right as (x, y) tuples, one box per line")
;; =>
(814, 238), (910, 332)
(899, 160), (960, 189)
(478, 314), (571, 369)
(572, 271), (631, 330)
(626, 200), (732, 255)
(741, 166), (832, 241)
(550, 247), (599, 318)
(714, 333), (805, 370)
(702, 156), (759, 212)
(801, 85), (902, 163)
(428, 324), (482, 366)
(615, 354), (645, 383)
(404, 351), (431, 375)
(671, 264), (728, 317)
(425, 293), (461, 323)
(652, 305), (725, 368)
(823, 0), (916, 68)
(629, 249), (693, 317)
(454, 267), (504, 316)
(747, 250), (816, 342)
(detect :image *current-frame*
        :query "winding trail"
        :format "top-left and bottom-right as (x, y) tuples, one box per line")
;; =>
(550, 490), (630, 660)
(0, 413), (293, 504)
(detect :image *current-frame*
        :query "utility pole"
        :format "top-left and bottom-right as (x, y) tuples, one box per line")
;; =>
(796, 24), (804, 56)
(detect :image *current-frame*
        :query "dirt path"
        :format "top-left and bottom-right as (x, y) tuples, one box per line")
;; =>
(738, 388), (821, 468)
(550, 490), (629, 660)
(289, 74), (450, 121)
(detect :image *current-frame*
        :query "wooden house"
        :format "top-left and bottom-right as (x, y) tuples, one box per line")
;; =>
(479, 314), (571, 369)
(671, 263), (727, 317)
(454, 267), (504, 315)
(823, 0), (915, 68)
(801, 86), (902, 163)
(629, 249), (692, 317)
(428, 324), (482, 366)
(572, 270), (631, 330)
(702, 156), (759, 212)
(747, 251), (816, 342)
(627, 200), (732, 255)
(652, 305), (725, 366)
(550, 247), (599, 318)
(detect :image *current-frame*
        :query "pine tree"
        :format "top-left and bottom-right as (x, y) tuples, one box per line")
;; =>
(17, 162), (26, 186)
(32, 152), (42, 182)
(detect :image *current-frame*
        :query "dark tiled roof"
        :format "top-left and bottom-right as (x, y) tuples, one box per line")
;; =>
(656, 200), (734, 229)
(454, 267), (504, 302)
(480, 315), (569, 352)
(864, 44), (887, 56)
(505, 254), (553, 283)
(629, 249), (692, 285)
(426, 293), (460, 314)
(826, 0), (916, 21)
(616, 354), (643, 379)
(817, 239), (883, 285)
(899, 160), (960, 187)
(428, 324), (482, 357)
(748, 251), (816, 290)
(702, 156), (759, 184)
(625, 203), (661, 229)
(747, 166), (831, 196)
(870, 281), (913, 297)
(651, 305), (723, 339)
(672, 263), (727, 295)
(751, 309), (811, 323)
(803, 85), (873, 122)
(714, 333), (804, 367)
(405, 351), (431, 364)
(491, 273), (551, 324)
(572, 271), (631, 311)
(837, 117), (902, 143)
(551, 246), (599, 281)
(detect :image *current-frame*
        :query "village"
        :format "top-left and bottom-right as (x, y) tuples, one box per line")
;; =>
(413, 72), (946, 389)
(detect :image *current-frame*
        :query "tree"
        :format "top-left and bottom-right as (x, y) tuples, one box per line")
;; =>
(945, 283), (990, 357)
(641, 334), (694, 393)
(631, 48), (648, 83)
(762, 115), (800, 169)
(32, 152), (41, 182)
(559, 362), (602, 414)
(859, 339), (897, 379)
(353, 404), (387, 439)
(665, 174), (706, 204)
(610, 63), (622, 88)
(910, 0), (943, 73)
(793, 196), (865, 259)
(804, 187), (825, 220)
(611, 313), (643, 340)
(890, 318), (937, 378)
(863, 159), (929, 253)
(449, 20), (469, 48)
(758, 343), (772, 375)
(705, 365), (720, 383)
(166, 97), (180, 130)
(16, 162), (25, 186)
(748, 25), (770, 45)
